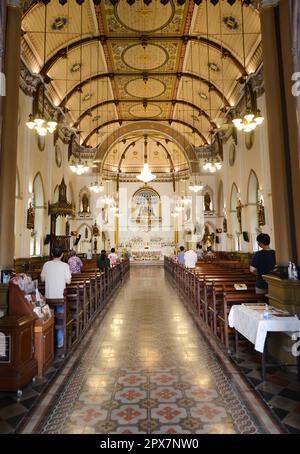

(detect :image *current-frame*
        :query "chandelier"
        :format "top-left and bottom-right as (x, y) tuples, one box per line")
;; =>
(232, 109), (264, 132)
(136, 136), (156, 184)
(69, 158), (89, 175)
(89, 180), (104, 193)
(26, 4), (57, 136)
(203, 159), (222, 173)
(232, 4), (264, 133)
(189, 178), (203, 193)
(26, 113), (58, 136)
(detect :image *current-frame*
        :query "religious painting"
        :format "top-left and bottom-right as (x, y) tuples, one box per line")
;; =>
(130, 187), (161, 232)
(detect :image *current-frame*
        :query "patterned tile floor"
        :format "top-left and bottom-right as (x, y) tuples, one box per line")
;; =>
(15, 267), (285, 434)
(229, 342), (300, 434)
(1, 267), (298, 434)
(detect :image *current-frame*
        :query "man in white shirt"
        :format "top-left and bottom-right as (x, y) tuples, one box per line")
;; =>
(41, 247), (71, 349)
(108, 248), (119, 267)
(184, 249), (198, 269)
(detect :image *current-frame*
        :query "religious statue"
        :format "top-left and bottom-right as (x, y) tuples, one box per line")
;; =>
(92, 221), (100, 236)
(257, 199), (266, 226)
(223, 217), (227, 233)
(26, 202), (35, 230)
(93, 237), (97, 254)
(81, 193), (89, 213)
(65, 220), (70, 236)
(204, 192), (211, 211)
(236, 199), (243, 232)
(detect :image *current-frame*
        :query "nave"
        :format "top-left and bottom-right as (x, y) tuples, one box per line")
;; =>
(17, 267), (284, 435)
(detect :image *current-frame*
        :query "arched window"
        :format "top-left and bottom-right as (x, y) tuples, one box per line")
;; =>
(247, 170), (260, 250)
(131, 187), (161, 231)
(230, 183), (240, 251)
(32, 173), (45, 256)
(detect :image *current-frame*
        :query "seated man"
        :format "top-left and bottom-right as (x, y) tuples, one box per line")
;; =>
(184, 248), (198, 269)
(41, 247), (71, 349)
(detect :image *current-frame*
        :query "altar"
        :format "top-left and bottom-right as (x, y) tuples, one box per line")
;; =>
(131, 249), (161, 261)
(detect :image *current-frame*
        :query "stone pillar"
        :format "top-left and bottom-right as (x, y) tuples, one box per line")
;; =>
(0, 1), (22, 271)
(260, 2), (300, 265)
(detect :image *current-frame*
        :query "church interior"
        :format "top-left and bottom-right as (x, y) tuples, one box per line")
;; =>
(0, 0), (300, 436)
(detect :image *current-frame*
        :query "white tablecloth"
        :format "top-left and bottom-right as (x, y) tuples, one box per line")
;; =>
(228, 305), (300, 353)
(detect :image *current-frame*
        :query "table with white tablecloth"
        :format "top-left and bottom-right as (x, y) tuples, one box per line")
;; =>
(228, 305), (300, 379)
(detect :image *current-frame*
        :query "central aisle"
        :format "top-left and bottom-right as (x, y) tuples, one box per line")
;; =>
(25, 267), (282, 434)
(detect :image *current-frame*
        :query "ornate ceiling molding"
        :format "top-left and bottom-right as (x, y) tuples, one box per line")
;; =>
(74, 98), (217, 129)
(39, 35), (246, 77)
(59, 71), (230, 108)
(94, 121), (201, 174)
(20, 58), (42, 96)
(83, 118), (208, 147)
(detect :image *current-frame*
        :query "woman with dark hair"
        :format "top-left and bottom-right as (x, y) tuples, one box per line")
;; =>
(97, 249), (110, 272)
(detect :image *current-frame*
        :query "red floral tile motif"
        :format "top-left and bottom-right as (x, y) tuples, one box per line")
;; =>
(111, 405), (147, 424)
(150, 387), (183, 403)
(115, 388), (146, 403)
(191, 404), (228, 423)
(117, 407), (140, 421)
(151, 374), (178, 385)
(152, 404), (187, 423)
(118, 375), (147, 386)
(185, 387), (218, 402)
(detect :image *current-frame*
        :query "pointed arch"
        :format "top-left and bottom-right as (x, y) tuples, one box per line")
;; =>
(230, 183), (239, 212)
(247, 170), (259, 204)
(33, 172), (45, 207)
(32, 172), (46, 256)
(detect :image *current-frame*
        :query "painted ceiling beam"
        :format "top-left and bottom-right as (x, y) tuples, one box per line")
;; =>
(73, 99), (218, 129)
(59, 71), (230, 108)
(82, 118), (208, 146)
(39, 35), (246, 77)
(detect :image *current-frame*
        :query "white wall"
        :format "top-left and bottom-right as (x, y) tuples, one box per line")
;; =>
(216, 93), (275, 253)
(15, 89), (77, 258)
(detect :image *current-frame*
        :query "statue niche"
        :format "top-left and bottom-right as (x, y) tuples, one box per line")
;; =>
(204, 192), (212, 212)
(78, 187), (91, 217)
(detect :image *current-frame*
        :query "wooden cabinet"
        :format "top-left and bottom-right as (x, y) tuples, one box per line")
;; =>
(0, 315), (38, 392)
(2, 282), (54, 385)
(34, 316), (54, 377)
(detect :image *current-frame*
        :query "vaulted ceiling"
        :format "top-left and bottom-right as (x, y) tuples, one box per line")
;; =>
(21, 0), (262, 169)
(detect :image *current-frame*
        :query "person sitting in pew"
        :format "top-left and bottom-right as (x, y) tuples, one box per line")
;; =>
(40, 247), (72, 349)
(250, 233), (276, 295)
(97, 249), (110, 272)
(68, 250), (83, 274)
(177, 246), (185, 265)
(108, 248), (119, 267)
(184, 248), (198, 269)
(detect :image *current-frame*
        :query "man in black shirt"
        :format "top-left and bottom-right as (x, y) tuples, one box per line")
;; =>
(250, 233), (276, 294)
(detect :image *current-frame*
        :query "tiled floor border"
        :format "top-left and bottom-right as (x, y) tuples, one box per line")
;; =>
(168, 273), (287, 434)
